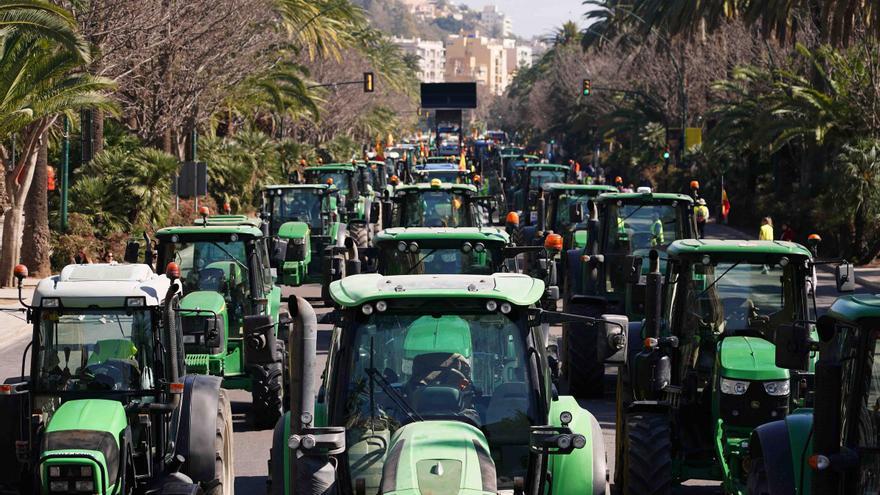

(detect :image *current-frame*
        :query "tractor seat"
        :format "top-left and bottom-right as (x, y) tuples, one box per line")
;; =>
(411, 386), (462, 415)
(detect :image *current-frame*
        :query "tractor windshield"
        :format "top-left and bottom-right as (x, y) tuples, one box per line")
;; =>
(419, 170), (462, 184)
(343, 309), (536, 487)
(677, 261), (796, 335)
(396, 190), (471, 227)
(36, 309), (157, 393)
(550, 192), (593, 230)
(608, 203), (682, 255)
(160, 240), (252, 323)
(306, 170), (350, 193)
(527, 170), (566, 189)
(377, 242), (501, 275)
(269, 189), (324, 231)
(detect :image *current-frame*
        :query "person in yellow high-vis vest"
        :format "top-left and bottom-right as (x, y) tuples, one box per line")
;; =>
(694, 199), (709, 238)
(650, 212), (665, 247)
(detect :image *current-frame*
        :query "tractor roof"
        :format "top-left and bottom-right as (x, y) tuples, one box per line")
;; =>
(329, 273), (545, 307)
(826, 294), (880, 323)
(541, 183), (616, 194)
(524, 163), (569, 171)
(305, 164), (357, 172)
(34, 263), (171, 308)
(263, 184), (332, 192)
(504, 154), (539, 160)
(394, 183), (478, 194)
(667, 239), (813, 258)
(192, 215), (262, 228)
(375, 227), (509, 244)
(156, 223), (263, 238)
(597, 191), (693, 204)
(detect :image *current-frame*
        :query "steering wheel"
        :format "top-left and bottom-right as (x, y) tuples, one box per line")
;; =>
(417, 366), (470, 390)
(81, 360), (140, 391)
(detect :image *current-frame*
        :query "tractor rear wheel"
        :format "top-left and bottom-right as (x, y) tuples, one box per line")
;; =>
(348, 223), (369, 249)
(251, 362), (283, 429)
(206, 389), (234, 495)
(622, 413), (672, 495)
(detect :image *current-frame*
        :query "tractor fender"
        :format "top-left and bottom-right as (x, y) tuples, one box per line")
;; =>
(625, 321), (643, 369)
(548, 396), (607, 494)
(749, 419), (798, 495)
(177, 374), (223, 485)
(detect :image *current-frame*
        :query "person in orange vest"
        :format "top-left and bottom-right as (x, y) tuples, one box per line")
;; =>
(614, 176), (624, 192)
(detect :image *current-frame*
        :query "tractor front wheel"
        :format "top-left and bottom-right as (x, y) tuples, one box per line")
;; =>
(251, 362), (283, 429)
(206, 389), (234, 495)
(622, 413), (672, 495)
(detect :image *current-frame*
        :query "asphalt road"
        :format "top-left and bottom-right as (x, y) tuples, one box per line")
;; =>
(0, 222), (862, 494)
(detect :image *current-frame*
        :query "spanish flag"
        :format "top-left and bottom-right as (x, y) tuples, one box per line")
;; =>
(721, 188), (731, 220)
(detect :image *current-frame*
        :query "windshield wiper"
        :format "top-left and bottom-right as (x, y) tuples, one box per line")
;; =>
(621, 204), (645, 222)
(210, 242), (249, 272)
(406, 249), (438, 274)
(696, 261), (741, 300)
(366, 367), (423, 422)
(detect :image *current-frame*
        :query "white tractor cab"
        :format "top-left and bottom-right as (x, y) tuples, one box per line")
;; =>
(0, 263), (235, 494)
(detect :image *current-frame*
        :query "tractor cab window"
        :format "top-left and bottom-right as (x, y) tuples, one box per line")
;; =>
(680, 261), (790, 336)
(551, 192), (591, 230)
(269, 189), (324, 231)
(36, 309), (156, 392)
(420, 170), (462, 184)
(608, 203), (681, 255)
(397, 191), (470, 227)
(527, 170), (566, 190)
(307, 171), (350, 194)
(378, 243), (500, 275)
(837, 325), (880, 457)
(161, 240), (252, 322)
(342, 310), (536, 489)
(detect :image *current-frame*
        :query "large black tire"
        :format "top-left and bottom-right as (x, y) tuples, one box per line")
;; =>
(251, 362), (283, 430)
(622, 413), (672, 495)
(562, 322), (605, 397)
(267, 415), (287, 495)
(746, 457), (771, 495)
(206, 389), (234, 495)
(278, 340), (290, 412)
(348, 223), (369, 249)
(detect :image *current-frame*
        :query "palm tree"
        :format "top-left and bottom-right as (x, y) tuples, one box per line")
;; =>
(0, 32), (114, 286)
(0, 0), (89, 59)
(274, 0), (367, 60)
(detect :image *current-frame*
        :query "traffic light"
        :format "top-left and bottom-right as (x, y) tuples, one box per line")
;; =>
(582, 79), (591, 96)
(662, 147), (671, 160)
(363, 72), (375, 93)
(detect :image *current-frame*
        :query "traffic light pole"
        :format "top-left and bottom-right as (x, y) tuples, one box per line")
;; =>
(60, 116), (69, 232)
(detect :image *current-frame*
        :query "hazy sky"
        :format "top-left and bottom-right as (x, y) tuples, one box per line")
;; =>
(457, 0), (587, 39)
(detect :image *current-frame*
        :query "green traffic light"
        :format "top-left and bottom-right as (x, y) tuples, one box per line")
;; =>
(663, 151), (670, 159)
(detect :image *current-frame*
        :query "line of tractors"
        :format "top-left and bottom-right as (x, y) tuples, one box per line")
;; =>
(0, 146), (874, 495)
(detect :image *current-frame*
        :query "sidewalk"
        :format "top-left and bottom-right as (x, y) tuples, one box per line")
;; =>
(0, 277), (37, 305)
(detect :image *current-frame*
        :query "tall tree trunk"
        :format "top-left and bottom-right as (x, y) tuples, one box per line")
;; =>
(0, 205), (25, 287)
(93, 108), (104, 156)
(21, 134), (50, 277)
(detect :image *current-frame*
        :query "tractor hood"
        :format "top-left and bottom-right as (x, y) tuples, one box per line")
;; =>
(378, 420), (496, 495)
(179, 290), (227, 316)
(277, 221), (310, 240)
(719, 336), (789, 381)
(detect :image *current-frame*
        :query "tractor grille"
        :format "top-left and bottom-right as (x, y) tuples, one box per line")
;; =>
(719, 382), (788, 428)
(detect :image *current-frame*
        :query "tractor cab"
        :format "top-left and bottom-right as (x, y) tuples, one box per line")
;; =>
(511, 164), (572, 222)
(261, 184), (343, 286)
(268, 273), (626, 495)
(614, 240), (818, 494)
(373, 227), (510, 276)
(413, 161), (474, 185)
(304, 164), (372, 220)
(516, 183), (617, 249)
(155, 216), (286, 428)
(0, 263), (234, 494)
(387, 182), (487, 228)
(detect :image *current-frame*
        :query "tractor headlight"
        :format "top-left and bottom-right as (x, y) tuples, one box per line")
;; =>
(720, 378), (750, 395)
(75, 480), (95, 492)
(361, 304), (374, 315)
(48, 466), (61, 478)
(49, 481), (69, 492)
(763, 380), (790, 396)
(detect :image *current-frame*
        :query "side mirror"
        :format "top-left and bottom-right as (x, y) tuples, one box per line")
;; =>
(124, 241), (140, 264)
(369, 202), (381, 224)
(836, 262), (856, 292)
(243, 315), (278, 365)
(597, 314), (629, 364)
(625, 256), (644, 284)
(272, 239), (288, 267)
(775, 323), (812, 371)
(568, 204), (582, 223)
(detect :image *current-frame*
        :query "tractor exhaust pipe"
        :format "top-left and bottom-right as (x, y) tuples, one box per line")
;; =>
(644, 250), (662, 340)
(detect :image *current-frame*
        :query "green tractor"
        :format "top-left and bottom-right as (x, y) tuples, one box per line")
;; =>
(509, 164), (572, 223)
(268, 273), (631, 495)
(304, 163), (380, 242)
(0, 263), (234, 494)
(615, 240), (822, 494)
(260, 184), (345, 287)
(747, 267), (866, 495)
(561, 191), (696, 397)
(155, 213), (288, 429)
(386, 182), (492, 228)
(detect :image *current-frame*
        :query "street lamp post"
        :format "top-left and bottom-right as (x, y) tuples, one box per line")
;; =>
(60, 116), (70, 232)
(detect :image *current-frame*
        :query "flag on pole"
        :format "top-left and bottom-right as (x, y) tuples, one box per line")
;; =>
(721, 187), (731, 221)
(459, 152), (467, 171)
